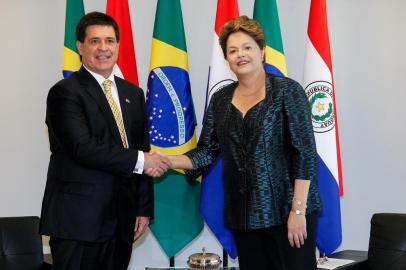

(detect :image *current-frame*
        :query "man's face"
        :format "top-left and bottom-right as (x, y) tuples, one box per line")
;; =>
(76, 25), (119, 78)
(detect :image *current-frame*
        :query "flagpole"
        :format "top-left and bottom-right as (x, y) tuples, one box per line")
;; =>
(223, 249), (228, 267)
(169, 256), (175, 267)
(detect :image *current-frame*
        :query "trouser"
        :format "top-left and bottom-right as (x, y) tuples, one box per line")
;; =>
(49, 236), (133, 270)
(233, 213), (317, 270)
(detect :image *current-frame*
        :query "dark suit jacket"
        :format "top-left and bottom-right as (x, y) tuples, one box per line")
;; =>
(40, 67), (153, 243)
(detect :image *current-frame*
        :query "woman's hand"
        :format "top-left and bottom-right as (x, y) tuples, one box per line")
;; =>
(287, 211), (307, 248)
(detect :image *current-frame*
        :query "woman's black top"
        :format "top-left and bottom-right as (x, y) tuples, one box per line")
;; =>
(186, 73), (322, 230)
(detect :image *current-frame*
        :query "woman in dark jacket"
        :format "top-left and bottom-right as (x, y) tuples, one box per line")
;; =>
(150, 16), (322, 270)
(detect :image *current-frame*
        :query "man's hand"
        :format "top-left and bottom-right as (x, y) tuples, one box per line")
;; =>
(134, 216), (149, 241)
(143, 151), (171, 177)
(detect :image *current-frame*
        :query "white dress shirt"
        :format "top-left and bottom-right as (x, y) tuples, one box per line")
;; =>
(84, 66), (144, 174)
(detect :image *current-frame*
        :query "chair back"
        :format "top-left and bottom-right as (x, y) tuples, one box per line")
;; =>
(368, 213), (406, 270)
(0, 216), (44, 270)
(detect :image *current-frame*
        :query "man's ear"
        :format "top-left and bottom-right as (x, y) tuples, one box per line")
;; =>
(76, 40), (83, 55)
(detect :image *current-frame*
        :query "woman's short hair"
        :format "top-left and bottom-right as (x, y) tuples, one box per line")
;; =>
(219, 15), (265, 58)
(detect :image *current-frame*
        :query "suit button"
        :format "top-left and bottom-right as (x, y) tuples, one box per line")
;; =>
(239, 188), (245, 194)
(238, 167), (245, 172)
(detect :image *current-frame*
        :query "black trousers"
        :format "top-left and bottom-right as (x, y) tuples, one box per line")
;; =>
(233, 213), (317, 270)
(49, 236), (133, 270)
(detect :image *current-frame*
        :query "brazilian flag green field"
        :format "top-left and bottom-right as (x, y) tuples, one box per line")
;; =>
(146, 0), (203, 258)
(62, 0), (83, 78)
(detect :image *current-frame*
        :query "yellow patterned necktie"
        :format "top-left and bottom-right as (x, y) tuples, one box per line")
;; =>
(102, 80), (128, 148)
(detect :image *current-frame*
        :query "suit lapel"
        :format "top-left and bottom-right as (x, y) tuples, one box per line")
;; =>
(77, 67), (123, 146)
(115, 77), (133, 148)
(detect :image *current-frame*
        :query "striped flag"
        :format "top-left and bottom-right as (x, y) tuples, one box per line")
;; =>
(62, 0), (84, 78)
(253, 0), (287, 77)
(146, 0), (203, 258)
(303, 0), (343, 255)
(200, 0), (239, 259)
(106, 0), (139, 85)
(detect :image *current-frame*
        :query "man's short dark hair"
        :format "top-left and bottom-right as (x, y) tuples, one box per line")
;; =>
(76, 12), (120, 43)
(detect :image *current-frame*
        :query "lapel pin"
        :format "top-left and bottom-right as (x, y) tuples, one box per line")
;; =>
(125, 98), (131, 104)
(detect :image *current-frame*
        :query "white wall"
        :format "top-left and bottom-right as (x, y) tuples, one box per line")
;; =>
(1, 0), (406, 269)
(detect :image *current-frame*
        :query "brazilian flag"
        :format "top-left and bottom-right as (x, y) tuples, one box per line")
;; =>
(254, 0), (287, 77)
(146, 0), (203, 258)
(62, 0), (84, 78)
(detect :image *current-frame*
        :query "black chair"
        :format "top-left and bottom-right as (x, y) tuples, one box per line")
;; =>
(0, 216), (50, 270)
(368, 213), (406, 270)
(321, 213), (406, 270)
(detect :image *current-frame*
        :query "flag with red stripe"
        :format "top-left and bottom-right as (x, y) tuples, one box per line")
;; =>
(303, 0), (343, 255)
(106, 0), (139, 85)
(199, 0), (239, 259)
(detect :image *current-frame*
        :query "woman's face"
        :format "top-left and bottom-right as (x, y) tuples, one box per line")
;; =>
(225, 31), (265, 77)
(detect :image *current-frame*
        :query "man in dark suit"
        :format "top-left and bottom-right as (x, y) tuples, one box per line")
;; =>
(39, 12), (169, 270)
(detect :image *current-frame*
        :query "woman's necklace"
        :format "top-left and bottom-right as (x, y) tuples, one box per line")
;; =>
(235, 84), (265, 99)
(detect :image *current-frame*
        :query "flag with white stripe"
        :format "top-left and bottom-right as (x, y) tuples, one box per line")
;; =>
(303, 0), (343, 255)
(200, 0), (239, 259)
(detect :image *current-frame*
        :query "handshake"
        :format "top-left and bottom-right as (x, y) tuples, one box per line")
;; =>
(143, 151), (172, 177)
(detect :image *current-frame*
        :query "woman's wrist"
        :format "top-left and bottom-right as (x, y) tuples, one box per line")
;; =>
(291, 197), (307, 216)
(168, 155), (193, 170)
(290, 209), (306, 216)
